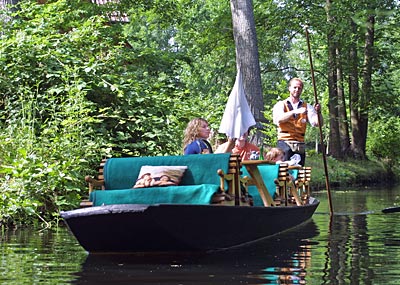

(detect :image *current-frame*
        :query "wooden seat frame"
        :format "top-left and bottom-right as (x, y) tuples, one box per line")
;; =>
(274, 164), (312, 206)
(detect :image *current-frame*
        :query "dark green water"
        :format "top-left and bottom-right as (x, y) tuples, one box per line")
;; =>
(1, 185), (399, 284)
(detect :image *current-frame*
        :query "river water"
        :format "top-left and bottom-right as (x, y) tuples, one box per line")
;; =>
(1, 184), (399, 284)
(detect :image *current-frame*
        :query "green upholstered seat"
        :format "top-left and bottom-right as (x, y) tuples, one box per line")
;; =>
(242, 164), (280, 207)
(90, 153), (231, 205)
(103, 153), (230, 189)
(90, 184), (220, 206)
(289, 169), (298, 180)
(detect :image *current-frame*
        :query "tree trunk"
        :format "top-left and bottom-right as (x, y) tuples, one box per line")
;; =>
(358, 15), (375, 156)
(336, 47), (351, 155)
(325, 0), (342, 158)
(348, 19), (363, 159)
(230, 0), (264, 145)
(350, 15), (374, 159)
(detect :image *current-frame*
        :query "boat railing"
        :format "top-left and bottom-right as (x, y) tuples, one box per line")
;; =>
(275, 164), (312, 206)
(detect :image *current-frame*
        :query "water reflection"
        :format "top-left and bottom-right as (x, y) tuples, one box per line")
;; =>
(73, 221), (319, 284)
(1, 185), (400, 284)
(310, 186), (400, 285)
(320, 214), (371, 285)
(0, 227), (86, 284)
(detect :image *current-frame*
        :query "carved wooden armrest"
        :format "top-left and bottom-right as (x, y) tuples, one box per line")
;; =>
(85, 175), (105, 194)
(240, 175), (249, 188)
(217, 169), (234, 192)
(211, 190), (234, 204)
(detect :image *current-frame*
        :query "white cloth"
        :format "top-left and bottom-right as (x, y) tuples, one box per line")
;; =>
(288, 154), (301, 166)
(218, 71), (256, 138)
(276, 154), (301, 166)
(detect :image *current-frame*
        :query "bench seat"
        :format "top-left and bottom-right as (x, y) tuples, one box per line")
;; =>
(242, 164), (280, 206)
(90, 184), (220, 206)
(85, 153), (232, 207)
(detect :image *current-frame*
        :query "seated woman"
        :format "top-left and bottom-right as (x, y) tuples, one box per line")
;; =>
(183, 118), (214, 155)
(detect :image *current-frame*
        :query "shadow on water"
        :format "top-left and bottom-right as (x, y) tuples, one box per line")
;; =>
(72, 220), (319, 284)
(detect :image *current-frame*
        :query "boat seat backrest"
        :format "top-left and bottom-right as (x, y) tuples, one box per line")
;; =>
(103, 153), (231, 190)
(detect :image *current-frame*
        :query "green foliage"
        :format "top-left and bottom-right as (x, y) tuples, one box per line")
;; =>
(0, 66), (104, 226)
(366, 117), (400, 167)
(0, 0), (117, 226)
(0, 0), (399, 227)
(0, 0), (237, 226)
(306, 152), (394, 190)
(259, 104), (277, 147)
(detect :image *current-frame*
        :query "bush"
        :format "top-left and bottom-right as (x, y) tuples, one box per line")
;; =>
(0, 0), (233, 227)
(367, 117), (400, 167)
(306, 152), (395, 190)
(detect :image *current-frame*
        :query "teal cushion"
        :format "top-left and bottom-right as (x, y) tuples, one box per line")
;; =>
(289, 169), (298, 180)
(103, 153), (231, 190)
(90, 184), (220, 206)
(242, 164), (280, 206)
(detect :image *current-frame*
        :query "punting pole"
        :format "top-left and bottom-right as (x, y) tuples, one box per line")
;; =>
(305, 26), (333, 214)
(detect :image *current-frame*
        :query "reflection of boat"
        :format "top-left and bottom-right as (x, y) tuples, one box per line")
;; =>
(61, 199), (319, 253)
(73, 221), (319, 284)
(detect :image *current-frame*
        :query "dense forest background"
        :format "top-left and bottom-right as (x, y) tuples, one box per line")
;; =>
(0, 0), (399, 227)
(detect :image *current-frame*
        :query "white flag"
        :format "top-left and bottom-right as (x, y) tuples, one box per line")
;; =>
(218, 71), (256, 138)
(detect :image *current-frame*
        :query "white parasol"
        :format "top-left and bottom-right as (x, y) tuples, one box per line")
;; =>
(218, 70), (256, 138)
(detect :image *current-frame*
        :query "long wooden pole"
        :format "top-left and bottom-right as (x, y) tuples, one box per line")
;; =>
(305, 27), (333, 214)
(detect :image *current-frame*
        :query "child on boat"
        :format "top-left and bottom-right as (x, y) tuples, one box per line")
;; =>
(265, 147), (301, 166)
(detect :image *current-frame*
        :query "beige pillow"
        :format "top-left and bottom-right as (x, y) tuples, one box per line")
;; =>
(133, 166), (188, 188)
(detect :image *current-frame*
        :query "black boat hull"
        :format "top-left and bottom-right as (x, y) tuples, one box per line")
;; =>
(61, 198), (319, 253)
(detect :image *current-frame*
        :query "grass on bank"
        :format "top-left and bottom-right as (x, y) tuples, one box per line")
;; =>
(305, 151), (399, 190)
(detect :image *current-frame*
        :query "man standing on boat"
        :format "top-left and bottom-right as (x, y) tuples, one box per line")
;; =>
(272, 78), (322, 166)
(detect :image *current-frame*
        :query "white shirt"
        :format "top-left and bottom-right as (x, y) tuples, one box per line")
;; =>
(272, 100), (319, 127)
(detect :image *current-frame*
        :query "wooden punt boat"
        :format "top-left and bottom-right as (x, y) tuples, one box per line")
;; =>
(61, 154), (319, 253)
(61, 199), (319, 253)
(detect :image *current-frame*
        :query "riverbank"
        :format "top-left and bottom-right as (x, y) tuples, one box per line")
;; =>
(306, 153), (399, 190)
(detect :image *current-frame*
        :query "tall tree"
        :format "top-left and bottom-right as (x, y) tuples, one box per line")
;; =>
(349, 10), (375, 159)
(357, 14), (375, 158)
(325, 0), (342, 158)
(284, 0), (393, 160)
(230, 0), (264, 144)
(336, 46), (351, 155)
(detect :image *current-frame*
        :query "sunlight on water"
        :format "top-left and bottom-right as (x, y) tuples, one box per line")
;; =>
(0, 185), (399, 284)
